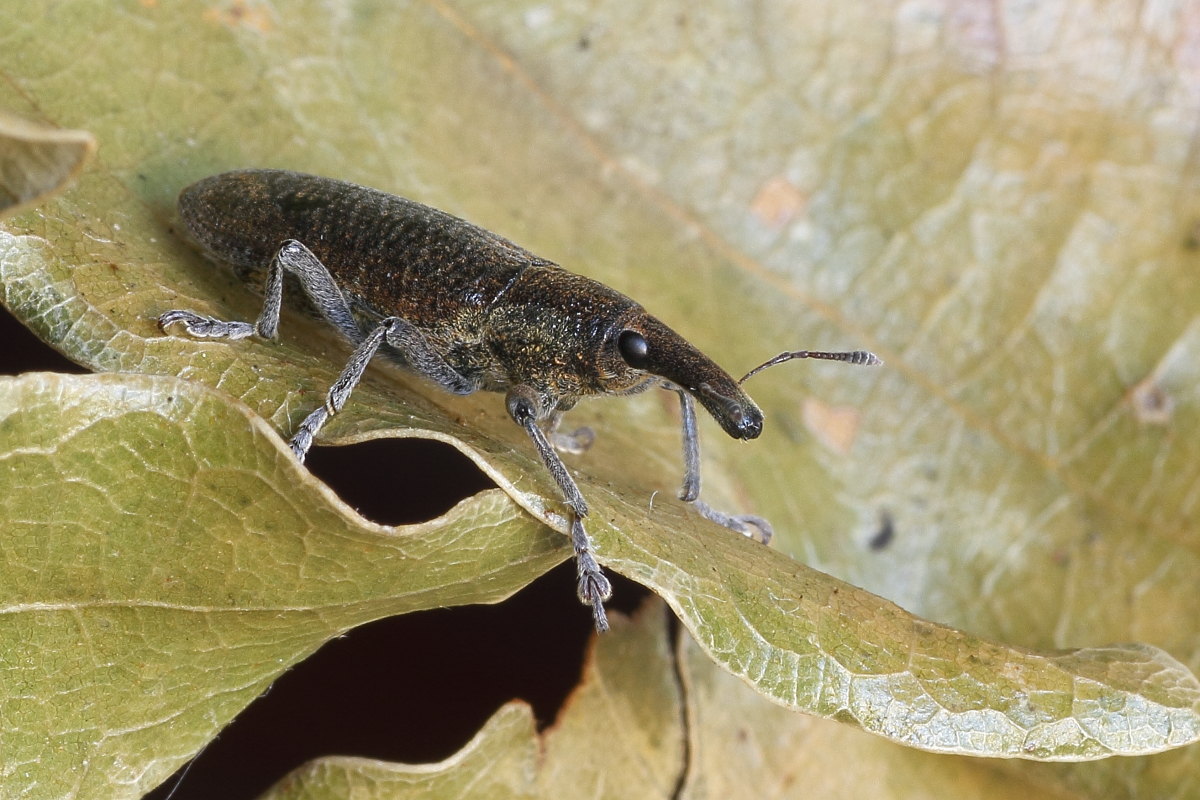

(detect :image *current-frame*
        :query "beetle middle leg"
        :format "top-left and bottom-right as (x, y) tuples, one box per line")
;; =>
(668, 384), (773, 544)
(287, 315), (480, 460)
(542, 410), (595, 455)
(507, 386), (611, 632)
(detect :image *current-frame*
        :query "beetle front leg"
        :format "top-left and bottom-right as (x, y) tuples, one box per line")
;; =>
(667, 384), (773, 544)
(507, 386), (611, 632)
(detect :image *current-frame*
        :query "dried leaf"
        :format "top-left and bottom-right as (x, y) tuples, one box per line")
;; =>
(0, 111), (94, 218)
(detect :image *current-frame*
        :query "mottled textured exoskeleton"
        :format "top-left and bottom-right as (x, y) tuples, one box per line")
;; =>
(160, 170), (878, 631)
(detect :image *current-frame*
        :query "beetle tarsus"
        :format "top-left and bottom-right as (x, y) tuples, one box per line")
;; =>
(583, 584), (610, 633)
(692, 499), (774, 544)
(572, 516), (612, 632)
(159, 309), (257, 340)
(288, 407), (326, 463)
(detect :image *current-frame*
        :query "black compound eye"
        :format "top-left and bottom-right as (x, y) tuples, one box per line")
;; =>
(617, 329), (650, 369)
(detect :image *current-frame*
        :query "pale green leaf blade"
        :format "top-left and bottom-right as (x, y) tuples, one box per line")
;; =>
(590, 492), (1200, 760)
(676, 624), (1069, 800)
(0, 371), (564, 799)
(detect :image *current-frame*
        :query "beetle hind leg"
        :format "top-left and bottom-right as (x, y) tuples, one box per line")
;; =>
(162, 239), (482, 460)
(159, 238), (361, 344)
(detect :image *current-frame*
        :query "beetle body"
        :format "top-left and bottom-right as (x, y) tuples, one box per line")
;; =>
(163, 170), (877, 630)
(179, 170), (762, 439)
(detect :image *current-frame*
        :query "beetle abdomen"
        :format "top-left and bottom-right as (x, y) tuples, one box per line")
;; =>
(178, 169), (540, 330)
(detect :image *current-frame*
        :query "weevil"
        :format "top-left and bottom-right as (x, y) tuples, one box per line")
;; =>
(159, 169), (879, 631)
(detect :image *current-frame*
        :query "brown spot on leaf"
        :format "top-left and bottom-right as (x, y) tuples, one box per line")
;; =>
(203, 0), (273, 33)
(801, 398), (861, 454)
(750, 176), (807, 230)
(1129, 375), (1173, 425)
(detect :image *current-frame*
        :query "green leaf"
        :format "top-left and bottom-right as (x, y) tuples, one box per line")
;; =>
(600, 497), (1200, 760)
(675, 623), (1069, 800)
(0, 371), (565, 798)
(2, 0), (1200, 796)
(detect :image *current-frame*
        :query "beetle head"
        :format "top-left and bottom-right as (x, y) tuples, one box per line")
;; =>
(609, 314), (764, 440)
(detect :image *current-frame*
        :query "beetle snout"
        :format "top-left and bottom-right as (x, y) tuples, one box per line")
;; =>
(698, 382), (764, 440)
(627, 315), (765, 440)
(733, 403), (764, 440)
(726, 400), (763, 440)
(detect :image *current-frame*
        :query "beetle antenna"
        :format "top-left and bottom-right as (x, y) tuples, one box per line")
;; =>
(738, 349), (881, 384)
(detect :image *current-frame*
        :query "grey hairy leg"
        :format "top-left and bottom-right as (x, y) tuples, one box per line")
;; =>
(289, 316), (480, 460)
(667, 383), (773, 544)
(161, 240), (479, 460)
(507, 386), (611, 632)
(160, 239), (359, 343)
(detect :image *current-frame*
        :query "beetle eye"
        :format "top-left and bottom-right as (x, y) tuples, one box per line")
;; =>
(617, 329), (650, 369)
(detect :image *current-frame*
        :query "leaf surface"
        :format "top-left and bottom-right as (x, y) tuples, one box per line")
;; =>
(0, 371), (564, 798)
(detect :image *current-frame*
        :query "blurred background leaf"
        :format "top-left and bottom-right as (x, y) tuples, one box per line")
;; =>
(257, 603), (683, 800)
(0, 111), (94, 218)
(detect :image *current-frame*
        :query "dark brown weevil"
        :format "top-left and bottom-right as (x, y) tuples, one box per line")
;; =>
(159, 169), (880, 631)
